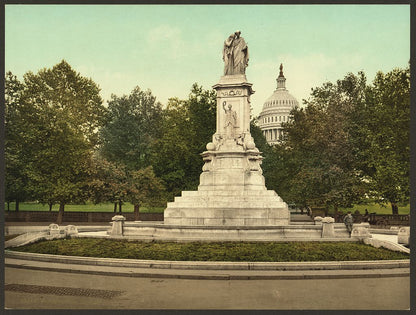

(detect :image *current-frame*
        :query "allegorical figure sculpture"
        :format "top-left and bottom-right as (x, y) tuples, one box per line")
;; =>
(223, 30), (249, 75)
(223, 101), (237, 139)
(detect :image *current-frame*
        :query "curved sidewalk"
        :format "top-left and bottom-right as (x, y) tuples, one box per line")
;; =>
(5, 250), (410, 280)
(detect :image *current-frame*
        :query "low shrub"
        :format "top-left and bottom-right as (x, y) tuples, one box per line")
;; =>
(10, 239), (409, 262)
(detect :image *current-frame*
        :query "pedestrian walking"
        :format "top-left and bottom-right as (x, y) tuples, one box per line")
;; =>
(343, 211), (354, 237)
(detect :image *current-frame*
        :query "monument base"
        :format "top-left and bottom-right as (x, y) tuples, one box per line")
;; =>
(164, 189), (289, 226)
(164, 140), (290, 226)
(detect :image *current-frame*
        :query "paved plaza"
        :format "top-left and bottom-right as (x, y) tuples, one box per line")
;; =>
(4, 222), (411, 310)
(5, 265), (410, 310)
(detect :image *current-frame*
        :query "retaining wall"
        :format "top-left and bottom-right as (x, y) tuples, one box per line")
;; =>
(4, 211), (163, 222)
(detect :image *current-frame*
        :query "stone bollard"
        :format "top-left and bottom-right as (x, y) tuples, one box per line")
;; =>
(110, 215), (126, 236)
(48, 223), (60, 236)
(321, 217), (335, 238)
(351, 223), (371, 240)
(397, 227), (410, 245)
(64, 225), (78, 236)
(314, 216), (323, 226)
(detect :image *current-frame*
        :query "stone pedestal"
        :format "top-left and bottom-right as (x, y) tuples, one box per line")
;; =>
(351, 223), (371, 240)
(48, 223), (60, 235)
(314, 216), (323, 225)
(64, 225), (78, 236)
(164, 75), (290, 226)
(110, 215), (126, 236)
(321, 217), (335, 238)
(397, 227), (410, 245)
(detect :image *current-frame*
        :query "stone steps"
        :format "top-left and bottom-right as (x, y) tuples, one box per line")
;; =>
(164, 217), (290, 226)
(165, 191), (289, 226)
(170, 190), (285, 208)
(167, 198), (287, 209)
(181, 190), (280, 198)
(165, 207), (289, 217)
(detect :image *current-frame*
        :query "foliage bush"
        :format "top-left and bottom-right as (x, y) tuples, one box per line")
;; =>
(10, 239), (409, 262)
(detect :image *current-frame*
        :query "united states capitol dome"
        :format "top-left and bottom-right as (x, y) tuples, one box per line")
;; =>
(258, 64), (299, 144)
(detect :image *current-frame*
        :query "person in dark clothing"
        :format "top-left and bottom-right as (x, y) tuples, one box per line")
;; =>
(343, 211), (354, 236)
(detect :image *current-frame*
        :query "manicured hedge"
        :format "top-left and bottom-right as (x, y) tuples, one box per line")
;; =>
(11, 238), (409, 262)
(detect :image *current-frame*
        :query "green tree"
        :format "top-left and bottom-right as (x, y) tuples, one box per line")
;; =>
(89, 156), (130, 213)
(151, 97), (192, 197)
(99, 86), (163, 171)
(127, 166), (165, 220)
(152, 84), (216, 198)
(273, 73), (368, 211)
(250, 120), (270, 154)
(187, 84), (217, 154)
(4, 72), (29, 211)
(250, 121), (297, 203)
(18, 60), (106, 223)
(349, 67), (410, 214)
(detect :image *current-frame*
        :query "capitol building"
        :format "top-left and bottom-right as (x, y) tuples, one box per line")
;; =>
(257, 64), (299, 145)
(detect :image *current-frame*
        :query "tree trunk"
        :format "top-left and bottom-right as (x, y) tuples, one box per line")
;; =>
(134, 204), (140, 221)
(57, 203), (65, 224)
(15, 200), (19, 212)
(118, 202), (122, 213)
(49, 202), (53, 212)
(333, 205), (339, 222)
(113, 202), (117, 213)
(7, 202), (10, 211)
(391, 202), (399, 215)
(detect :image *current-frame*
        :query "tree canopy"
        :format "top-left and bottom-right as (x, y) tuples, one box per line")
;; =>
(5, 60), (409, 216)
(99, 86), (163, 171)
(264, 67), (410, 214)
(151, 84), (216, 198)
(5, 60), (107, 221)
(348, 67), (410, 213)
(5, 72), (28, 210)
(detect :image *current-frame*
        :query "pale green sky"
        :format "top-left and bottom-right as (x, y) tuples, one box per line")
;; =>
(5, 4), (410, 115)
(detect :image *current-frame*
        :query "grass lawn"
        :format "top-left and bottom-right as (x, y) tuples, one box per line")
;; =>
(335, 203), (410, 215)
(10, 238), (409, 262)
(5, 202), (409, 215)
(4, 202), (164, 213)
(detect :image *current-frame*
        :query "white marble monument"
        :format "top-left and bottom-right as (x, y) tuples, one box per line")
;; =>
(164, 31), (290, 226)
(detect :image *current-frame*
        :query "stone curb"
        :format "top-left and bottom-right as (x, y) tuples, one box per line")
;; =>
(369, 228), (399, 235)
(363, 238), (410, 254)
(5, 258), (410, 280)
(5, 250), (410, 271)
(5, 225), (108, 236)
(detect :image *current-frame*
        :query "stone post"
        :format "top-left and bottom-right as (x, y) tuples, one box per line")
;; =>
(64, 225), (78, 237)
(351, 223), (371, 240)
(48, 223), (60, 235)
(314, 216), (323, 225)
(321, 217), (335, 238)
(397, 227), (410, 245)
(110, 215), (126, 236)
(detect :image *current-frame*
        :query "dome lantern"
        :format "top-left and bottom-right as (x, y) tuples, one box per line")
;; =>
(276, 63), (286, 90)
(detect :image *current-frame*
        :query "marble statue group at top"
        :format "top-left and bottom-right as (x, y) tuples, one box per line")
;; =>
(223, 30), (249, 76)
